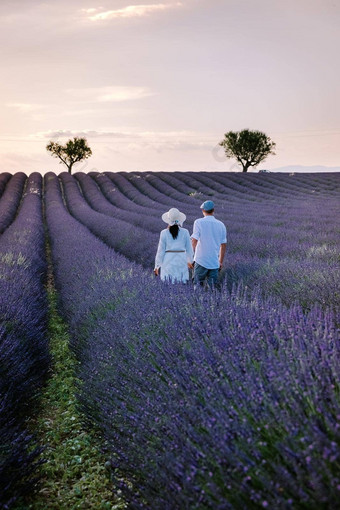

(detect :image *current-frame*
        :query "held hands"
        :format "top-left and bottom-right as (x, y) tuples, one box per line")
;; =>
(154, 268), (159, 276)
(188, 262), (194, 270)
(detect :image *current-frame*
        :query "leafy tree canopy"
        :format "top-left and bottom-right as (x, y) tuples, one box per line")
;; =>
(46, 137), (92, 174)
(219, 129), (276, 172)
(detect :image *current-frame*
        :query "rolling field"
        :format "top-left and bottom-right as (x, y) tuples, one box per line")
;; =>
(1, 171), (340, 509)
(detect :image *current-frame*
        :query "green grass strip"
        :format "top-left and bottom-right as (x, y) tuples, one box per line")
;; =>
(16, 289), (125, 510)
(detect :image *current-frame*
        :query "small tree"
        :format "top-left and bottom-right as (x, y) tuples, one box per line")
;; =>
(219, 129), (276, 172)
(46, 137), (92, 174)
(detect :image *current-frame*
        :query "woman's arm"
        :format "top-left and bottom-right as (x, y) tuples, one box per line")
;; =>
(154, 230), (166, 273)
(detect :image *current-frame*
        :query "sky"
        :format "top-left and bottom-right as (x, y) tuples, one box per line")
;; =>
(1, 0), (340, 174)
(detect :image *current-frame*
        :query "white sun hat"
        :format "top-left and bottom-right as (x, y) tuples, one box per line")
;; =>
(161, 207), (186, 226)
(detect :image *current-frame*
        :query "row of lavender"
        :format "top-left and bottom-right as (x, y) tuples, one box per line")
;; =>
(44, 172), (340, 509)
(0, 173), (50, 508)
(0, 172), (27, 234)
(60, 171), (340, 310)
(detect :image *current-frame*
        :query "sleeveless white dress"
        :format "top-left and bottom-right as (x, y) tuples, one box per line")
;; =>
(155, 228), (193, 283)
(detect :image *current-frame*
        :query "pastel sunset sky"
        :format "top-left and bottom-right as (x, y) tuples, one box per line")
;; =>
(1, 0), (339, 173)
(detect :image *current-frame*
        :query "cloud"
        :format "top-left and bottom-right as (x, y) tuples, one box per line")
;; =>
(66, 86), (154, 102)
(86, 3), (182, 21)
(38, 129), (136, 140)
(82, 8), (98, 14)
(6, 103), (43, 112)
(31, 129), (212, 152)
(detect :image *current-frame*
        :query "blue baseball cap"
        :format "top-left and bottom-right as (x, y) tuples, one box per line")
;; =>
(200, 200), (215, 211)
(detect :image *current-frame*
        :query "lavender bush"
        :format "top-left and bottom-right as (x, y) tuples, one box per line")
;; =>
(0, 172), (11, 199)
(0, 173), (50, 507)
(44, 171), (340, 509)
(0, 172), (27, 234)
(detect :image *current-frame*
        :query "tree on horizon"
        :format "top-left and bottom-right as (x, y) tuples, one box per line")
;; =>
(46, 137), (92, 174)
(219, 129), (276, 172)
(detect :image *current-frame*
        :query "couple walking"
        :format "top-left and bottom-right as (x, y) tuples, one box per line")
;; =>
(154, 200), (227, 286)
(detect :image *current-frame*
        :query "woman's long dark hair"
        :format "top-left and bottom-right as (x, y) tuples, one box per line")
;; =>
(169, 224), (179, 239)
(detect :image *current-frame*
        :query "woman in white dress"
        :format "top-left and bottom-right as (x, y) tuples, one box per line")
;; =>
(154, 208), (194, 283)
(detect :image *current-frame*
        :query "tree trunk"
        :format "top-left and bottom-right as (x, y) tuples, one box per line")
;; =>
(242, 162), (251, 172)
(67, 164), (73, 174)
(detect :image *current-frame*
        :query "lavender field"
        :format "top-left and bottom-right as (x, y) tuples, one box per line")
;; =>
(1, 171), (340, 509)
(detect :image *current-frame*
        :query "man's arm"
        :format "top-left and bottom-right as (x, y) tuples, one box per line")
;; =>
(191, 237), (198, 252)
(191, 219), (200, 254)
(219, 243), (227, 269)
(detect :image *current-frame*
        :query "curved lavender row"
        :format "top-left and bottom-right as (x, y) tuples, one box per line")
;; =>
(120, 171), (182, 206)
(92, 172), (199, 234)
(106, 171), (164, 208)
(89, 172), (155, 217)
(0, 172), (11, 198)
(175, 171), (298, 202)
(106, 172), (202, 226)
(212, 172), (300, 198)
(234, 172), (316, 196)
(292, 173), (340, 195)
(74, 173), (162, 233)
(92, 171), (202, 227)
(174, 171), (267, 204)
(190, 172), (281, 202)
(0, 172), (50, 507)
(154, 171), (198, 196)
(155, 171), (254, 205)
(132, 171), (202, 206)
(254, 172), (340, 195)
(106, 172), (200, 214)
(155, 171), (250, 202)
(95, 172), (199, 229)
(124, 171), (212, 213)
(173, 170), (277, 205)
(170, 171), (220, 198)
(44, 172), (340, 509)
(0, 172), (27, 234)
(195, 171), (288, 203)
(214, 172), (340, 199)
(60, 172), (157, 267)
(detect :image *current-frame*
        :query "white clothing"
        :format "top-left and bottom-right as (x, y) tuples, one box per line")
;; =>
(191, 216), (227, 269)
(155, 228), (193, 282)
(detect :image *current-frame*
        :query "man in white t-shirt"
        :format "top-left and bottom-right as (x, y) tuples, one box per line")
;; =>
(191, 200), (227, 287)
